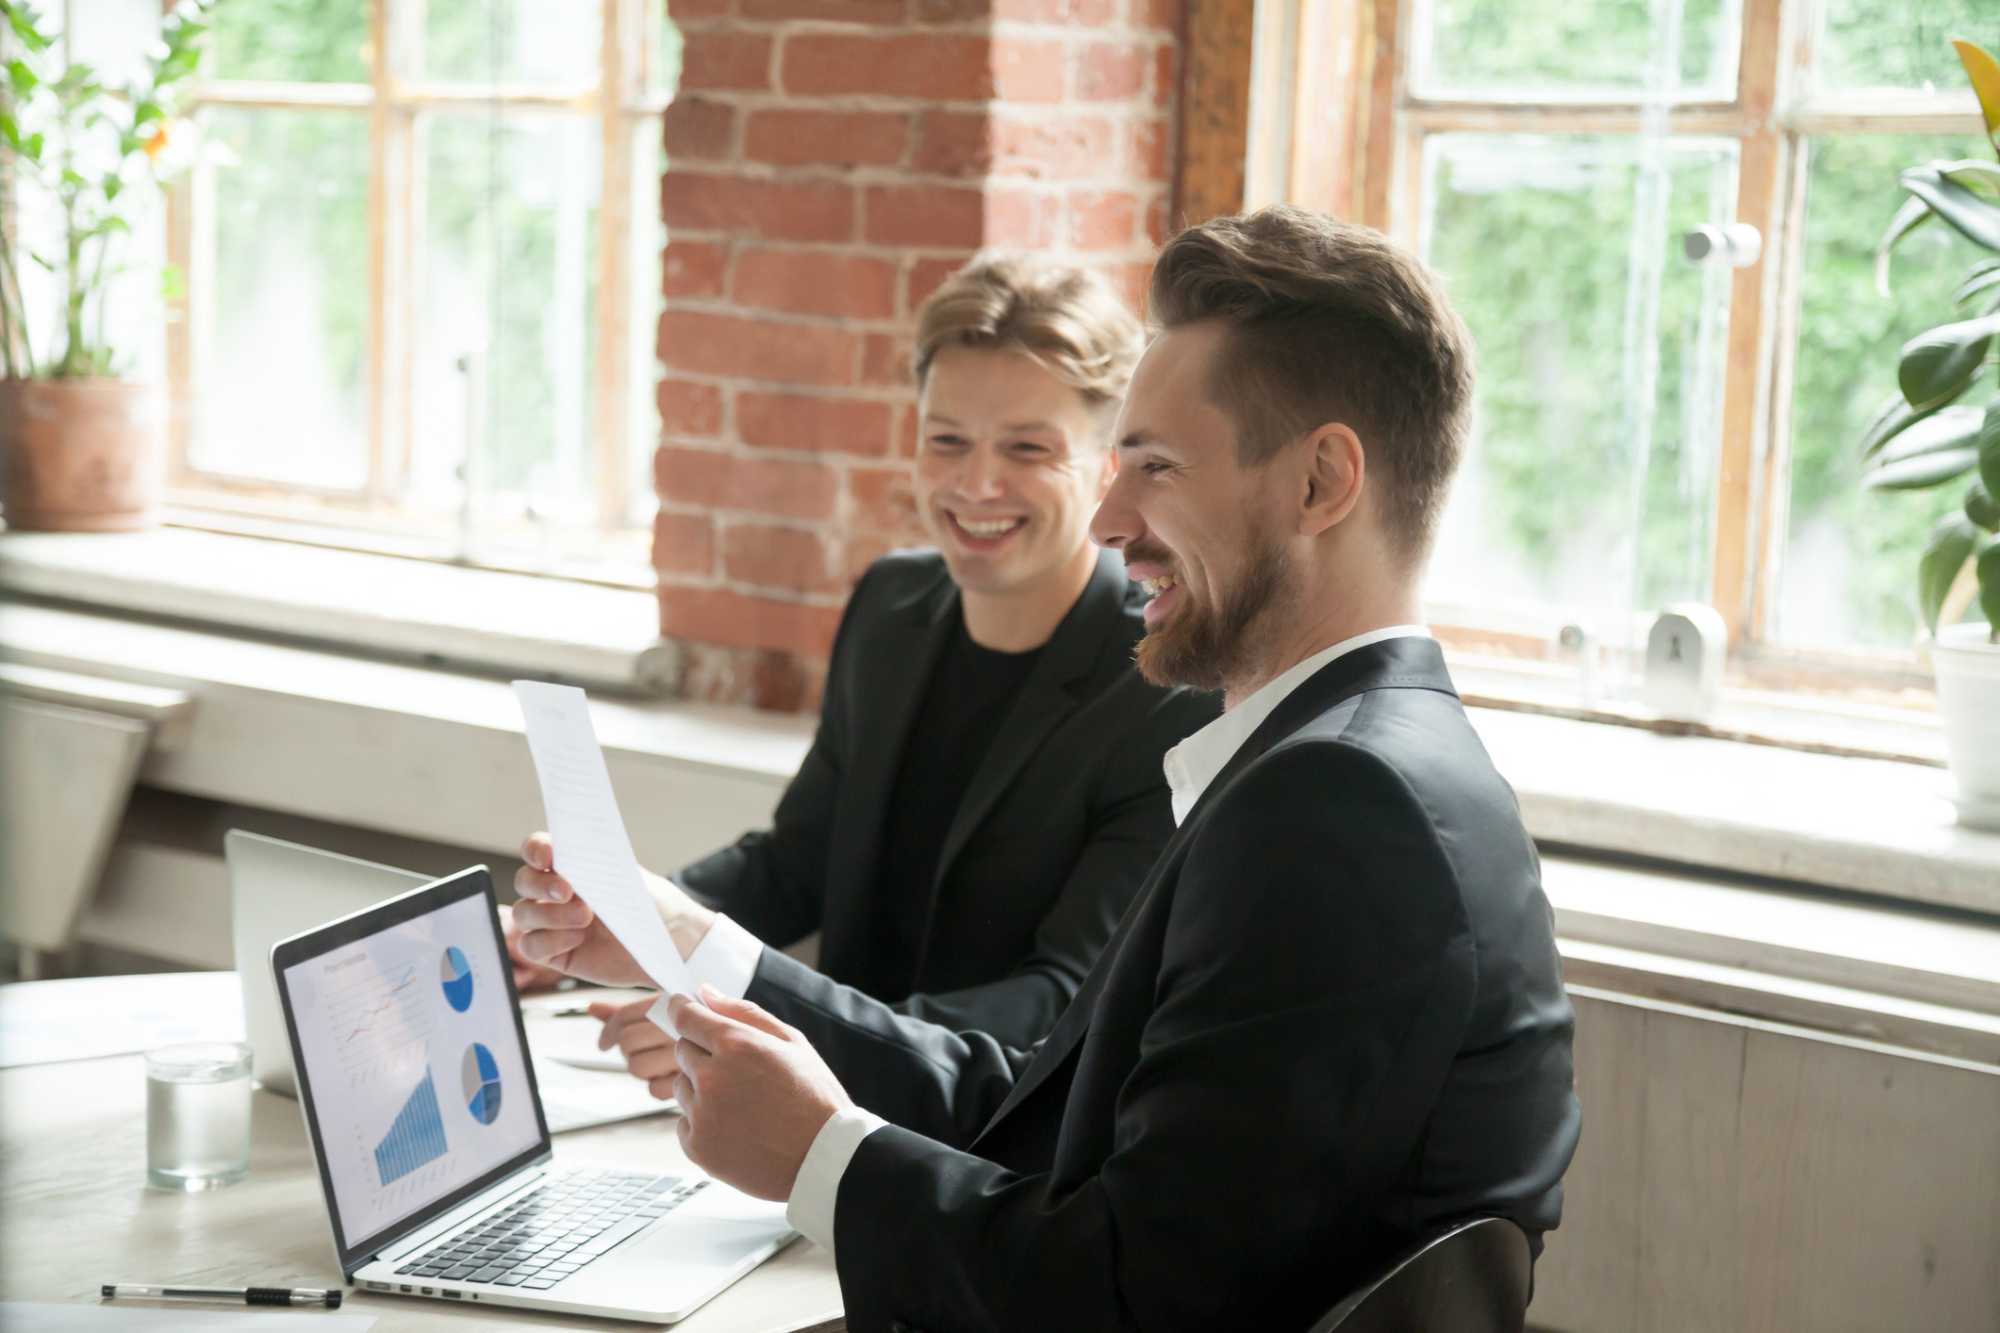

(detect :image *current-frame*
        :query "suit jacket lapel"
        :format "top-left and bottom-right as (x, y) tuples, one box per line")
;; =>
(913, 550), (1131, 980)
(970, 635), (1458, 1139)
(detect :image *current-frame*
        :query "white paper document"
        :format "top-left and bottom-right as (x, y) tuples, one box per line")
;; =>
(512, 681), (694, 1034)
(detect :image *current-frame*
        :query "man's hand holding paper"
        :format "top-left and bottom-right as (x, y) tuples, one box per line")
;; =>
(511, 680), (717, 1035)
(511, 832), (714, 989)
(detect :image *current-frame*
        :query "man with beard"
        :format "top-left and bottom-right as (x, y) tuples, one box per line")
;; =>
(513, 206), (1582, 1332)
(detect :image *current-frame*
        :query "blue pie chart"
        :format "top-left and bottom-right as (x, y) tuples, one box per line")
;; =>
(440, 946), (473, 1013)
(462, 1043), (502, 1125)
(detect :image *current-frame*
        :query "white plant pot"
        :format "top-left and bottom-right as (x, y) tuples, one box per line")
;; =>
(1932, 621), (2000, 831)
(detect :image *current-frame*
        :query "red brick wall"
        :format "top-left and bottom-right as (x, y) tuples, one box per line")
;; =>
(654, 0), (1182, 710)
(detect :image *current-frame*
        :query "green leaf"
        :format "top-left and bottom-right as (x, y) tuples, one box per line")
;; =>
(1983, 398), (2000, 501)
(1899, 313), (2000, 411)
(1968, 481), (2000, 532)
(1955, 260), (2000, 308)
(22, 130), (41, 162)
(6, 57), (35, 98)
(160, 261), (185, 303)
(1980, 539), (2000, 631)
(1941, 159), (2000, 198)
(1919, 516), (1978, 634)
(1900, 165), (2000, 252)
(1865, 448), (1979, 490)
(0, 111), (18, 153)
(1875, 195), (1934, 297)
(3, 3), (52, 54)
(132, 100), (163, 129)
(1859, 391), (1937, 459)
(1867, 404), (1981, 470)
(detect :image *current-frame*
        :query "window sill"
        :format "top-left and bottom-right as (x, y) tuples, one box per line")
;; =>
(0, 525), (672, 694)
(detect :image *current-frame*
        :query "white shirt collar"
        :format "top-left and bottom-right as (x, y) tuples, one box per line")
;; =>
(1163, 625), (1430, 826)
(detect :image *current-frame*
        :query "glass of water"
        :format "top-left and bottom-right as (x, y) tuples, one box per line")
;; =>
(145, 1041), (253, 1191)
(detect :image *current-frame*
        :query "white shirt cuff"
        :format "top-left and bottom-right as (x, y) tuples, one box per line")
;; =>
(644, 897), (762, 1035)
(786, 1106), (889, 1255)
(683, 907), (762, 1000)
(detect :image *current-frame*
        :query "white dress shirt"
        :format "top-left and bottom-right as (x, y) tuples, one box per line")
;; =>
(1162, 624), (1429, 824)
(697, 623), (1430, 1257)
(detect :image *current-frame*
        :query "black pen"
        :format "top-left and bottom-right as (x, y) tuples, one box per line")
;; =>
(102, 1282), (343, 1308)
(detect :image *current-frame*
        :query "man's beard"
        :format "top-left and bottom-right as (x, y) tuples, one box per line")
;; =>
(1132, 534), (1292, 693)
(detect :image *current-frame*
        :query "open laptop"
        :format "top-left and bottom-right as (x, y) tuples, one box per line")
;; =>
(228, 830), (428, 1097)
(227, 830), (670, 1134)
(272, 866), (795, 1321)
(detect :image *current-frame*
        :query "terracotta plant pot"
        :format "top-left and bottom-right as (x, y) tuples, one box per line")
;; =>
(0, 378), (166, 532)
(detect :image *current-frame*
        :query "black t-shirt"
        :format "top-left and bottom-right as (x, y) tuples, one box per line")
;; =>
(873, 609), (1043, 1000)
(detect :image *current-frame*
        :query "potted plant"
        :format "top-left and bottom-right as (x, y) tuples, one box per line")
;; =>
(0, 0), (217, 531)
(1863, 37), (2000, 827)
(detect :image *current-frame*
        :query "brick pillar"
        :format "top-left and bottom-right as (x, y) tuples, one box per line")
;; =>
(655, 0), (1181, 711)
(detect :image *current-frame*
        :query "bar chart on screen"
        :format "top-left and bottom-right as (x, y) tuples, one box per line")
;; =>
(374, 1068), (449, 1185)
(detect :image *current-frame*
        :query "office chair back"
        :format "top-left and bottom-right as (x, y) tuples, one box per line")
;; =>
(1308, 1216), (1533, 1333)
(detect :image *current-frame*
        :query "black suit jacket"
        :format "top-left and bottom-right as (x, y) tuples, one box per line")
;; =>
(744, 637), (1581, 1333)
(678, 548), (1219, 1048)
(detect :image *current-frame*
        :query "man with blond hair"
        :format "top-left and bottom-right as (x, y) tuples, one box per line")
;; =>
(522, 256), (1216, 1059)
(517, 209), (1580, 1331)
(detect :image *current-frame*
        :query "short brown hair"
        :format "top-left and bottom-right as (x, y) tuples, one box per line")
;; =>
(913, 256), (1144, 418)
(1149, 205), (1475, 561)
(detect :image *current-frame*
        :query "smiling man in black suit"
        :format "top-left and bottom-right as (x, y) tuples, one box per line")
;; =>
(515, 206), (1582, 1333)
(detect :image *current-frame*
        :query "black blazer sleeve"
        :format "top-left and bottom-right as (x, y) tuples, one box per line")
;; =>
(890, 687), (1217, 1046)
(749, 947), (1039, 1148)
(672, 566), (877, 948)
(828, 741), (1484, 1333)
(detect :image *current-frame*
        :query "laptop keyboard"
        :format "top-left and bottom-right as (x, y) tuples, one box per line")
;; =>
(395, 1168), (708, 1291)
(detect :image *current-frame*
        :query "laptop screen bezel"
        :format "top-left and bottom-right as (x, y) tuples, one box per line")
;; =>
(271, 865), (556, 1276)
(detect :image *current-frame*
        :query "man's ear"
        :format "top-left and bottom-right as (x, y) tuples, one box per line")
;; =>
(1095, 441), (1119, 498)
(1299, 423), (1364, 538)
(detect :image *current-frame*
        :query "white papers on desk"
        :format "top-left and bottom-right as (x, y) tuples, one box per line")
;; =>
(0, 1303), (376, 1331)
(511, 681), (694, 1034)
(0, 973), (245, 1069)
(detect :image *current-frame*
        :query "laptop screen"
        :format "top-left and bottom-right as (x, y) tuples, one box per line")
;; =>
(275, 868), (550, 1266)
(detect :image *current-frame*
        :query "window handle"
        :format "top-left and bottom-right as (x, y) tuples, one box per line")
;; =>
(1683, 223), (1762, 268)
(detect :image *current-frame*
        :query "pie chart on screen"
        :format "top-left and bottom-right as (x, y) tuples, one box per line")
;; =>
(440, 946), (474, 1013)
(462, 1043), (502, 1125)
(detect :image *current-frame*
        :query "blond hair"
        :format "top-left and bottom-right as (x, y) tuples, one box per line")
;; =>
(913, 257), (1144, 416)
(1150, 205), (1475, 561)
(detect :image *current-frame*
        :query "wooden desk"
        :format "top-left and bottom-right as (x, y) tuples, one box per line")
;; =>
(0, 1054), (844, 1331)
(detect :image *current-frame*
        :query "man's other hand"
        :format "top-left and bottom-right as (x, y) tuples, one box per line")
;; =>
(666, 986), (851, 1201)
(498, 903), (567, 993)
(591, 996), (680, 1100)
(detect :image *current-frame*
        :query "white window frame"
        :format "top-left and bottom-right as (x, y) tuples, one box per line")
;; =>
(162, 0), (670, 581)
(1256, 0), (1982, 718)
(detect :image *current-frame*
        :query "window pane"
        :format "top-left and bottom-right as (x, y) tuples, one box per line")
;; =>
(208, 0), (369, 83)
(416, 0), (601, 87)
(1775, 133), (1987, 652)
(1815, 0), (1994, 94)
(411, 113), (601, 531)
(1413, 0), (1739, 101)
(1421, 134), (1738, 629)
(191, 108), (371, 489)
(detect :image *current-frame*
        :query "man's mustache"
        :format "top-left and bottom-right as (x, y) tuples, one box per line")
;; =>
(1124, 544), (1175, 570)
